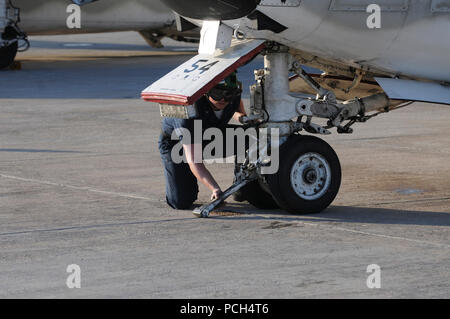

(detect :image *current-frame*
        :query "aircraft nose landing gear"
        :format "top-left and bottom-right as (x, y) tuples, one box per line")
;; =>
(234, 42), (397, 215)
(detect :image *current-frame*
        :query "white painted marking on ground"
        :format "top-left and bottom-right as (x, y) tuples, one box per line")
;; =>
(0, 173), (155, 201)
(63, 43), (93, 47)
(1, 172), (448, 248)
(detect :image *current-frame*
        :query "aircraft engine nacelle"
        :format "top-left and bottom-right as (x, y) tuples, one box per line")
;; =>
(160, 0), (260, 20)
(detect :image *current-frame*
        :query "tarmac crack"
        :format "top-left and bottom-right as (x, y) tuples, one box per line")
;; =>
(0, 217), (196, 237)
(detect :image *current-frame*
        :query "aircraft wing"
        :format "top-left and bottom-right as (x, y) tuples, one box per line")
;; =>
(375, 78), (450, 105)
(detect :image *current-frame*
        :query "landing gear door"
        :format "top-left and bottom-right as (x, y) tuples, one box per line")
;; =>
(141, 39), (265, 109)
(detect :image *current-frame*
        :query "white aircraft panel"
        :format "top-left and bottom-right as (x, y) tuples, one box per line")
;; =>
(141, 39), (265, 105)
(375, 78), (450, 105)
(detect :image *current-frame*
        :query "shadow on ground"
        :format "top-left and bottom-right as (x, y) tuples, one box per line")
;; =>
(212, 202), (450, 227)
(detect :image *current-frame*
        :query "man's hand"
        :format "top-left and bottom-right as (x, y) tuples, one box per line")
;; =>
(211, 188), (223, 201)
(238, 114), (263, 125)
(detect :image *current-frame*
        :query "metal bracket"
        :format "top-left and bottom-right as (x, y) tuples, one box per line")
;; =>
(296, 116), (332, 135)
(290, 61), (336, 102)
(343, 69), (365, 94)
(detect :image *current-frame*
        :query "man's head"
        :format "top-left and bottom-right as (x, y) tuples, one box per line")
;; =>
(207, 83), (241, 110)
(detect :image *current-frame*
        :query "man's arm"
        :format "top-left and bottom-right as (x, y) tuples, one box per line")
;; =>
(232, 99), (247, 123)
(183, 143), (222, 200)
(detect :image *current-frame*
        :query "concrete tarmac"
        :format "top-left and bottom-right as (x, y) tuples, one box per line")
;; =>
(0, 33), (448, 298)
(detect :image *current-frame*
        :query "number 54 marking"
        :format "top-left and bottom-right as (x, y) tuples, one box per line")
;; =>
(184, 59), (219, 75)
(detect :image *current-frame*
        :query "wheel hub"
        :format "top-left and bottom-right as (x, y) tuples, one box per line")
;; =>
(303, 168), (317, 184)
(290, 152), (331, 200)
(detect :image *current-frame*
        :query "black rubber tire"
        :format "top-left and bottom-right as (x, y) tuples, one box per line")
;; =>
(0, 41), (18, 70)
(240, 179), (279, 209)
(266, 135), (341, 214)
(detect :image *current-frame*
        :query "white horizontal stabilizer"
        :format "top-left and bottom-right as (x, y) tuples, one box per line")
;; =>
(375, 78), (450, 105)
